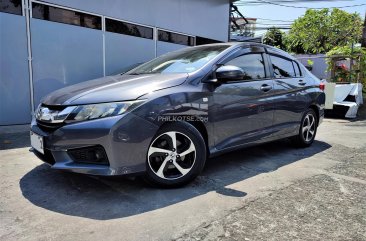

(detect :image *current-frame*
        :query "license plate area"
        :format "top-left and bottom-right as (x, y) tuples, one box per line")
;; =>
(30, 131), (44, 154)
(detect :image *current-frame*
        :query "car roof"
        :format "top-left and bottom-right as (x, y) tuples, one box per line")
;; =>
(196, 42), (295, 60)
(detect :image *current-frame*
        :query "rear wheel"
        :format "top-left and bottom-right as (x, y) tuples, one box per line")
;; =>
(145, 122), (206, 187)
(293, 109), (318, 147)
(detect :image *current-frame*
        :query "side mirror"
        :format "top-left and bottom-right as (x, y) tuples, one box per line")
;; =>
(215, 65), (244, 82)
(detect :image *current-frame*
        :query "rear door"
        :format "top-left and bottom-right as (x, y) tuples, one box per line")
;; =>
(268, 52), (310, 136)
(210, 46), (276, 150)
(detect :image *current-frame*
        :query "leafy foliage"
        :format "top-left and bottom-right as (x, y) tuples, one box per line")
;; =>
(263, 28), (286, 50)
(307, 59), (314, 66)
(285, 9), (362, 54)
(326, 46), (366, 87)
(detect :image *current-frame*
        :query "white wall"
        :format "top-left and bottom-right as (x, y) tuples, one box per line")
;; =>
(295, 54), (330, 80)
(0, 12), (31, 125)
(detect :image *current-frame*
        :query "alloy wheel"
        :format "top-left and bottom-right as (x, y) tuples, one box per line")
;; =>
(148, 131), (196, 180)
(302, 113), (316, 142)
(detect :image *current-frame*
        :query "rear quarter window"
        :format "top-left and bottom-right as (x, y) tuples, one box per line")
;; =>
(293, 61), (302, 77)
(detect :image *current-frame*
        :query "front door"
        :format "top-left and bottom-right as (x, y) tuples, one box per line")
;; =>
(210, 50), (275, 150)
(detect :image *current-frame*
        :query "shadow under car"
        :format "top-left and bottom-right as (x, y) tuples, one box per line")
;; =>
(20, 139), (331, 220)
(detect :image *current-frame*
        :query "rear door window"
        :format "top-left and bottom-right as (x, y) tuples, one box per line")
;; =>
(270, 55), (296, 78)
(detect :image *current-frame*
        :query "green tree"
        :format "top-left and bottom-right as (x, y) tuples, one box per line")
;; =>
(263, 27), (286, 50)
(326, 45), (366, 87)
(286, 8), (363, 54)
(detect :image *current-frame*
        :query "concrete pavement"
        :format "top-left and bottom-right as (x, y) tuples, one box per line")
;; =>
(0, 117), (365, 241)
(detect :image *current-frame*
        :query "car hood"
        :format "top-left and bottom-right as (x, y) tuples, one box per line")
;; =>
(42, 73), (188, 105)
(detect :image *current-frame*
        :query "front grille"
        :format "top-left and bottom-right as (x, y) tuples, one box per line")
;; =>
(36, 104), (68, 132)
(68, 146), (109, 165)
(36, 120), (65, 132)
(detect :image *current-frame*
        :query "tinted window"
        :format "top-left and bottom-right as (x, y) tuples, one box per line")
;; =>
(106, 18), (153, 39)
(270, 55), (296, 78)
(226, 54), (266, 80)
(158, 30), (195, 46)
(128, 45), (229, 74)
(0, 0), (22, 15)
(293, 61), (302, 77)
(32, 3), (101, 30)
(196, 36), (222, 46)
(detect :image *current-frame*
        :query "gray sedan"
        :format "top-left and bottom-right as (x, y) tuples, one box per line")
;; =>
(30, 42), (325, 187)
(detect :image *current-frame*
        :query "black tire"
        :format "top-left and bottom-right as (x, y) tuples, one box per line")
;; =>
(292, 108), (318, 148)
(145, 122), (206, 188)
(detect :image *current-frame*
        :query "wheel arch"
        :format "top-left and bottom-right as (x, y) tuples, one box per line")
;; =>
(156, 119), (210, 156)
(187, 120), (209, 155)
(308, 104), (320, 126)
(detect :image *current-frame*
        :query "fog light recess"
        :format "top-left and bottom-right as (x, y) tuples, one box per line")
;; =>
(67, 146), (109, 165)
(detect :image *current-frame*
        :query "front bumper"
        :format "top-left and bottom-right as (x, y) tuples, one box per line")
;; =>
(30, 113), (158, 176)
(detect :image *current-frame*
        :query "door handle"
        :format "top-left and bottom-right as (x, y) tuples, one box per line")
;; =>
(298, 80), (306, 86)
(260, 84), (272, 92)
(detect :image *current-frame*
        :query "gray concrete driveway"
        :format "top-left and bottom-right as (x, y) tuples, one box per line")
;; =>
(0, 117), (365, 241)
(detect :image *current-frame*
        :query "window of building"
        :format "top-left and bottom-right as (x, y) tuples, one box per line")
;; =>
(0, 0), (22, 15)
(270, 55), (296, 78)
(226, 53), (266, 80)
(196, 36), (222, 46)
(105, 18), (153, 39)
(158, 30), (195, 46)
(32, 3), (101, 30)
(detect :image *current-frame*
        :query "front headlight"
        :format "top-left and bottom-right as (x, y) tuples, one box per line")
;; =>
(66, 100), (145, 122)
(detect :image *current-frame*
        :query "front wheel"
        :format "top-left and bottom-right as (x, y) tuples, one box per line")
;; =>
(292, 109), (318, 147)
(145, 122), (206, 187)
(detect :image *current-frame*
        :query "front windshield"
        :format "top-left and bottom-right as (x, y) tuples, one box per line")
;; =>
(127, 45), (230, 75)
